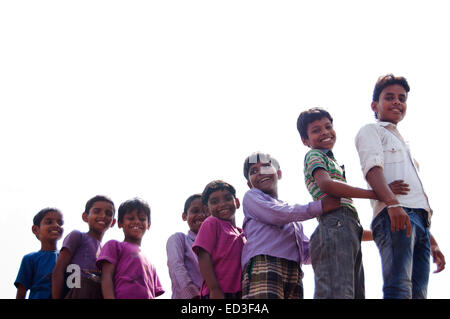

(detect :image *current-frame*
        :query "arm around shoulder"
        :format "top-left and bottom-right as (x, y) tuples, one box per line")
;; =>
(51, 248), (72, 299)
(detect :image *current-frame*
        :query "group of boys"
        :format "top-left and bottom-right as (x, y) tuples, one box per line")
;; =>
(16, 74), (446, 299)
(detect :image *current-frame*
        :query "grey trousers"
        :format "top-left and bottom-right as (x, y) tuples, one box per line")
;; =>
(310, 206), (365, 299)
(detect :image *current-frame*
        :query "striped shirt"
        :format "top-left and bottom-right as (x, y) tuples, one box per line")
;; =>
(303, 149), (358, 218)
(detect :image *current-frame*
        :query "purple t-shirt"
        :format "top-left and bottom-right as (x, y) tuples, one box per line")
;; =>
(62, 230), (101, 278)
(96, 240), (164, 299)
(192, 216), (245, 296)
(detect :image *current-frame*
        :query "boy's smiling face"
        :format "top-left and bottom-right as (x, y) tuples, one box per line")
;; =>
(247, 161), (281, 198)
(118, 209), (150, 244)
(371, 84), (407, 124)
(183, 197), (207, 234)
(302, 117), (336, 150)
(83, 201), (116, 236)
(32, 210), (64, 244)
(206, 189), (239, 222)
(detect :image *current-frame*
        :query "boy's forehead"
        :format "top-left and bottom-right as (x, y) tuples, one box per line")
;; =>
(42, 211), (63, 221)
(308, 117), (332, 128)
(381, 84), (407, 95)
(209, 188), (233, 198)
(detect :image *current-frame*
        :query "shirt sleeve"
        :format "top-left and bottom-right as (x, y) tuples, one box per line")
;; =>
(355, 124), (385, 178)
(243, 189), (323, 227)
(96, 240), (119, 269)
(192, 217), (217, 256)
(304, 150), (328, 177)
(61, 229), (82, 255)
(166, 233), (200, 299)
(14, 254), (33, 289)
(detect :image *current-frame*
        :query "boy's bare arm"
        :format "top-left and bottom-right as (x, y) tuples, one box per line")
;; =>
(430, 234), (446, 273)
(365, 166), (411, 237)
(313, 168), (377, 199)
(15, 284), (27, 299)
(313, 168), (409, 199)
(197, 248), (224, 299)
(51, 248), (72, 299)
(99, 261), (116, 299)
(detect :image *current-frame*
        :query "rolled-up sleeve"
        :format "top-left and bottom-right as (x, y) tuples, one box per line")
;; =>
(355, 124), (384, 178)
(243, 189), (323, 227)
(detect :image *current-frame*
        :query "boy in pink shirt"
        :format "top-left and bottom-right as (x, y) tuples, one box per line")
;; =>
(192, 180), (246, 299)
(97, 198), (164, 299)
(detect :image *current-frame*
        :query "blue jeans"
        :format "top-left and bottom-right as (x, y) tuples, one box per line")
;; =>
(371, 207), (431, 299)
(310, 207), (365, 299)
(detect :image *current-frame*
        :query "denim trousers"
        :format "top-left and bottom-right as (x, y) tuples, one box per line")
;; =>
(310, 207), (365, 299)
(371, 207), (430, 299)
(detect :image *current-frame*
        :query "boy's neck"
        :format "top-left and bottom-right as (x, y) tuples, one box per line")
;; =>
(87, 229), (104, 242)
(124, 237), (142, 246)
(40, 240), (58, 251)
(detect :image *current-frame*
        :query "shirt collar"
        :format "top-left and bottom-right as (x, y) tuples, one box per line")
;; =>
(377, 120), (397, 128)
(187, 230), (197, 241)
(318, 148), (335, 159)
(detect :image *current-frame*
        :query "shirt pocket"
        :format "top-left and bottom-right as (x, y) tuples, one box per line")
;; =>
(383, 144), (405, 164)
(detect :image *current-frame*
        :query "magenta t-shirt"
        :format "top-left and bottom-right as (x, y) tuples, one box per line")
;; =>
(96, 240), (164, 299)
(192, 216), (245, 296)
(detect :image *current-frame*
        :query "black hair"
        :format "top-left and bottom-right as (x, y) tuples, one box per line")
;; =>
(372, 74), (410, 102)
(296, 107), (333, 140)
(33, 207), (62, 226)
(183, 193), (202, 215)
(243, 152), (280, 181)
(118, 198), (151, 223)
(372, 74), (410, 119)
(84, 195), (115, 216)
(201, 180), (236, 206)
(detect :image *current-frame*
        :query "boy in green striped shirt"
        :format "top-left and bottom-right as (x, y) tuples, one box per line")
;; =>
(297, 107), (408, 299)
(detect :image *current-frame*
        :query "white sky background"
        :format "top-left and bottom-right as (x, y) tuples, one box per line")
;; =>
(1, 0), (449, 299)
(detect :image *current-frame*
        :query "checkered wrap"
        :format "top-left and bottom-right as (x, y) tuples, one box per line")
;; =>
(241, 255), (303, 299)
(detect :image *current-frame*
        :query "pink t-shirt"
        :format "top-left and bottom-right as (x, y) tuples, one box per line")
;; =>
(192, 216), (245, 296)
(97, 240), (164, 299)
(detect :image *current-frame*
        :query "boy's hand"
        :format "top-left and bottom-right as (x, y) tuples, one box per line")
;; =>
(387, 206), (412, 237)
(388, 180), (410, 195)
(431, 244), (446, 273)
(209, 287), (225, 299)
(321, 196), (341, 214)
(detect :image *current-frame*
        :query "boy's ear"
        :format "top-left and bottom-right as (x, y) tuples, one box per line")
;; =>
(247, 180), (253, 189)
(110, 218), (116, 228)
(204, 206), (212, 217)
(235, 198), (240, 209)
(371, 101), (378, 114)
(117, 220), (123, 229)
(32, 225), (40, 237)
(82, 212), (89, 223)
(182, 212), (187, 221)
(277, 169), (282, 180)
(301, 137), (310, 147)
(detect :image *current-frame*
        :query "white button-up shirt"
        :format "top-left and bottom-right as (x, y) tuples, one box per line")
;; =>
(355, 121), (431, 220)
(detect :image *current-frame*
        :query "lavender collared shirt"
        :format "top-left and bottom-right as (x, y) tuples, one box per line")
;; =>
(166, 230), (202, 299)
(241, 188), (323, 269)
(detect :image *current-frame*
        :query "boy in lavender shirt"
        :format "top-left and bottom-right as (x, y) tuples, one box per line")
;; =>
(166, 193), (207, 299)
(241, 152), (340, 299)
(52, 195), (116, 299)
(97, 198), (164, 299)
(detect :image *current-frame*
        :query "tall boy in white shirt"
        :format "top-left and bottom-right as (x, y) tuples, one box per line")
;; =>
(355, 74), (445, 299)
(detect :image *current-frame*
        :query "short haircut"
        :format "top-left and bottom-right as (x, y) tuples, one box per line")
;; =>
(243, 152), (280, 181)
(33, 207), (61, 226)
(297, 107), (333, 140)
(201, 180), (236, 205)
(183, 193), (202, 215)
(118, 198), (151, 223)
(84, 195), (115, 216)
(372, 74), (410, 102)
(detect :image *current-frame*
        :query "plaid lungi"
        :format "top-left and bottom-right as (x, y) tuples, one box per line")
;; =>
(242, 255), (303, 299)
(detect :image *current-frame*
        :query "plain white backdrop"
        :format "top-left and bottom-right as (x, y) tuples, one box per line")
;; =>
(1, 0), (449, 299)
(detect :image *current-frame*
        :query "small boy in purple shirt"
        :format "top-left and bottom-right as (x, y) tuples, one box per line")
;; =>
(241, 152), (340, 299)
(166, 193), (207, 299)
(97, 198), (164, 299)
